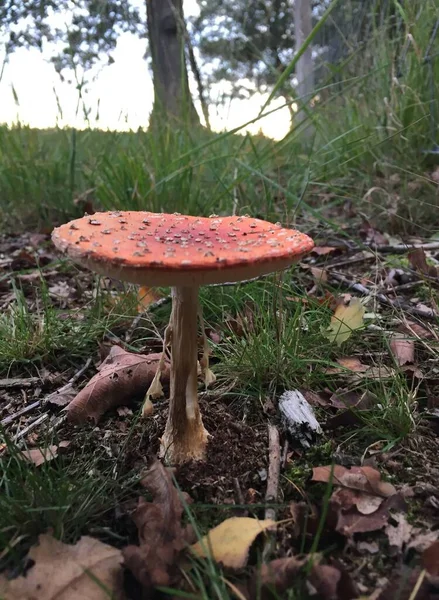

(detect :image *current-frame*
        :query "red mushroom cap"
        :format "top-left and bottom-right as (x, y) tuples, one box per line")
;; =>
(52, 211), (314, 286)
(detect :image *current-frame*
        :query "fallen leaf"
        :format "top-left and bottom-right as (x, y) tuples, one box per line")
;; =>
(312, 246), (339, 256)
(45, 383), (77, 407)
(310, 266), (328, 283)
(137, 286), (164, 312)
(408, 248), (438, 278)
(423, 541), (439, 576)
(190, 517), (275, 569)
(331, 487), (384, 515)
(360, 220), (389, 247)
(247, 556), (306, 600)
(390, 333), (415, 366)
(409, 531), (439, 552)
(362, 365), (395, 379)
(332, 493), (406, 536)
(123, 460), (194, 591)
(326, 390), (377, 429)
(357, 541), (379, 554)
(324, 298), (365, 345)
(66, 346), (170, 424)
(0, 534), (125, 600)
(398, 320), (435, 340)
(326, 357), (369, 374)
(310, 563), (358, 600)
(378, 566), (430, 600)
(21, 441), (70, 466)
(385, 513), (413, 553)
(312, 465), (396, 498)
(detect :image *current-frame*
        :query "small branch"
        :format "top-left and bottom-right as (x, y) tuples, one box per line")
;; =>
(2, 359), (92, 429)
(13, 413), (49, 445)
(265, 424), (281, 521)
(233, 477), (247, 517)
(0, 377), (41, 388)
(1, 400), (41, 427)
(368, 241), (439, 254)
(330, 271), (438, 321)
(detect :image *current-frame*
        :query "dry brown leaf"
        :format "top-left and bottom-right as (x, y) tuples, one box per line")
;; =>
(67, 346), (170, 424)
(21, 441), (70, 466)
(190, 517), (275, 569)
(123, 460), (194, 591)
(390, 333), (415, 366)
(423, 541), (439, 576)
(312, 246), (339, 256)
(310, 267), (328, 283)
(312, 465), (396, 498)
(137, 286), (164, 312)
(331, 493), (406, 536)
(326, 357), (369, 374)
(408, 248), (438, 278)
(247, 556), (306, 600)
(385, 513), (413, 553)
(0, 534), (125, 600)
(324, 298), (365, 346)
(331, 487), (384, 515)
(398, 320), (435, 340)
(310, 562), (358, 600)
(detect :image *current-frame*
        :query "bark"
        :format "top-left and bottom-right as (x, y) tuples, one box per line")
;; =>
(146, 0), (199, 125)
(161, 286), (208, 463)
(294, 0), (314, 134)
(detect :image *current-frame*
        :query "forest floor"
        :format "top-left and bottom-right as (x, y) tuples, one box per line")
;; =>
(1, 204), (439, 600)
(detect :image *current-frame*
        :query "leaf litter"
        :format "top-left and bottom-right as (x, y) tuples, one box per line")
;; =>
(2, 228), (439, 598)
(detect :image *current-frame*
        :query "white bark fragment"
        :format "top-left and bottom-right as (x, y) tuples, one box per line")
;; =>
(278, 390), (322, 448)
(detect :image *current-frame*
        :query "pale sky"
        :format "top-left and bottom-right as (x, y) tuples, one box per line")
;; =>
(0, 1), (291, 139)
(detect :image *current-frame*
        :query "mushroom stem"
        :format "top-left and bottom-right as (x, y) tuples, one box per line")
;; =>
(161, 285), (208, 463)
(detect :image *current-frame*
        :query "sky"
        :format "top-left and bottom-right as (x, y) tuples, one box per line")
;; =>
(0, 1), (291, 140)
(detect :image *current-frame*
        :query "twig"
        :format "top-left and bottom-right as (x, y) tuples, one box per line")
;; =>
(281, 440), (289, 469)
(369, 241), (439, 253)
(262, 424), (281, 562)
(265, 424), (281, 521)
(46, 414), (67, 437)
(1, 400), (41, 427)
(13, 413), (49, 444)
(0, 377), (41, 388)
(125, 297), (172, 343)
(232, 477), (247, 517)
(329, 271), (438, 321)
(1, 359), (92, 430)
(42, 358), (92, 407)
(323, 251), (376, 270)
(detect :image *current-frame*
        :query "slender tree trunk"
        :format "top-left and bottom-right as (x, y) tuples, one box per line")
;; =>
(146, 0), (199, 125)
(294, 0), (314, 134)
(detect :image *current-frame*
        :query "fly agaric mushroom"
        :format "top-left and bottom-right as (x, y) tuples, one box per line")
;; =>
(52, 211), (314, 463)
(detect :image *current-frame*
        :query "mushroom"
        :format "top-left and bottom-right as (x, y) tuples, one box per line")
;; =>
(52, 211), (314, 464)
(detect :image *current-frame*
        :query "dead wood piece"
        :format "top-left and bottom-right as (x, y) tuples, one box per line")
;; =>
(278, 390), (322, 449)
(330, 271), (439, 321)
(14, 413), (49, 445)
(0, 377), (40, 388)
(265, 424), (281, 522)
(370, 241), (439, 253)
(1, 400), (41, 427)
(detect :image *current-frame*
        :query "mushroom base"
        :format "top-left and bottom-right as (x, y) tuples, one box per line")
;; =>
(160, 285), (208, 464)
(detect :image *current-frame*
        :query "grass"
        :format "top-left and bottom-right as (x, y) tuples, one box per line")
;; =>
(0, 275), (139, 374)
(0, 0), (439, 596)
(1, 2), (438, 235)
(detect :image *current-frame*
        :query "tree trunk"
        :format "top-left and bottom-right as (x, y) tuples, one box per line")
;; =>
(294, 0), (314, 135)
(146, 0), (199, 125)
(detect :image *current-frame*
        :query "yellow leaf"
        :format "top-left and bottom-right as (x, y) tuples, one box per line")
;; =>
(324, 297), (365, 346)
(190, 517), (275, 569)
